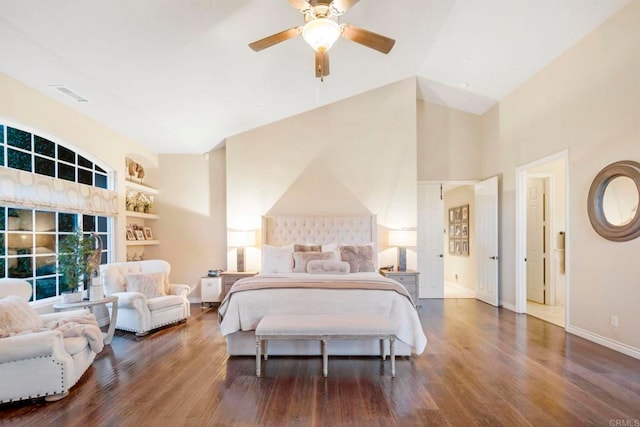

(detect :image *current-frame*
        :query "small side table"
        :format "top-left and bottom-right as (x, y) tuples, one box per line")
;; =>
(221, 271), (258, 300)
(53, 296), (119, 345)
(379, 269), (420, 307)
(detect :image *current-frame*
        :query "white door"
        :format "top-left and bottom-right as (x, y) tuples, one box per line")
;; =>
(526, 178), (545, 304)
(417, 184), (444, 298)
(475, 176), (499, 306)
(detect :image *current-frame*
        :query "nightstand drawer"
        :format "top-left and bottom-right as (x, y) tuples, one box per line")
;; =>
(393, 275), (417, 285)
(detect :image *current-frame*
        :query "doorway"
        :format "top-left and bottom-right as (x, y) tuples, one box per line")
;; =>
(516, 151), (568, 327)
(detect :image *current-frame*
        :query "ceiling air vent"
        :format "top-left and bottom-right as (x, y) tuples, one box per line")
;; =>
(49, 85), (90, 103)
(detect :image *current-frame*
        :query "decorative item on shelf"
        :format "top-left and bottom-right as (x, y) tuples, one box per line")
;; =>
(143, 226), (154, 240)
(126, 158), (146, 184)
(227, 230), (256, 272)
(125, 190), (137, 211)
(135, 193), (153, 213)
(126, 228), (135, 241)
(388, 229), (417, 272)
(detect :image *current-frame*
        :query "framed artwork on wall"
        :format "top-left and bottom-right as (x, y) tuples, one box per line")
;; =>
(448, 203), (470, 257)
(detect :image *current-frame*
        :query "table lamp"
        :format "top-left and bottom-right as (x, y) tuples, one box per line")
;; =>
(388, 229), (416, 272)
(227, 230), (256, 272)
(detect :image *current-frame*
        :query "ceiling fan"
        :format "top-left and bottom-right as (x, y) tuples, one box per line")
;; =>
(249, 0), (395, 80)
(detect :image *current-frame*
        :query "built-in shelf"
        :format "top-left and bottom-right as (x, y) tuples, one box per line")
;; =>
(125, 181), (159, 195)
(126, 240), (159, 246)
(125, 211), (159, 220)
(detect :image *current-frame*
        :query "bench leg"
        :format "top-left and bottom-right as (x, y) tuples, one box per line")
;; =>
(390, 336), (396, 378)
(380, 339), (386, 360)
(256, 336), (262, 377)
(264, 340), (268, 360)
(322, 338), (328, 378)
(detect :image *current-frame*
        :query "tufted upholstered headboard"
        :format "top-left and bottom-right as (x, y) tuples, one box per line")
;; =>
(262, 215), (377, 248)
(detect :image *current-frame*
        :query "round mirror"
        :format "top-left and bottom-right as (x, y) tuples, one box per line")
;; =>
(588, 160), (640, 241)
(602, 176), (639, 226)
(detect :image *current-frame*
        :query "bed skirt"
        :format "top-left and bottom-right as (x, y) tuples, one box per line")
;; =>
(225, 330), (412, 356)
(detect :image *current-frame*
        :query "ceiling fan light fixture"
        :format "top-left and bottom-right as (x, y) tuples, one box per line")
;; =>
(302, 18), (341, 52)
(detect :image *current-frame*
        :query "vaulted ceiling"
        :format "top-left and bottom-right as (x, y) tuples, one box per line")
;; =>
(0, 0), (630, 153)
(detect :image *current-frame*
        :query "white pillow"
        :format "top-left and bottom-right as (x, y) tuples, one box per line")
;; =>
(261, 244), (294, 273)
(125, 272), (167, 299)
(0, 295), (44, 338)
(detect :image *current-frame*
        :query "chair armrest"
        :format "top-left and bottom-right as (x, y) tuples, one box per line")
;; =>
(0, 330), (65, 363)
(168, 284), (191, 298)
(112, 291), (148, 309)
(40, 309), (90, 323)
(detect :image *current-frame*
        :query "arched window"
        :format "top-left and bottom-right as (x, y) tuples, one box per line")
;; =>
(0, 123), (114, 300)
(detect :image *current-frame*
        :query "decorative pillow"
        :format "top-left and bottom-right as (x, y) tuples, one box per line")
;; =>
(306, 260), (350, 274)
(0, 295), (44, 338)
(294, 244), (321, 252)
(125, 272), (167, 299)
(339, 245), (375, 273)
(262, 244), (294, 273)
(293, 251), (337, 273)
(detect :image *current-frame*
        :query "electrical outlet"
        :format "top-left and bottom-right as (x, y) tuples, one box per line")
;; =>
(610, 315), (619, 328)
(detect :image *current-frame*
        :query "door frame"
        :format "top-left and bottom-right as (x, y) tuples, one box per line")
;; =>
(515, 150), (569, 326)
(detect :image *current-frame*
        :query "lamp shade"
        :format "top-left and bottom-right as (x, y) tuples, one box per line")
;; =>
(388, 230), (417, 247)
(227, 230), (256, 248)
(302, 18), (341, 52)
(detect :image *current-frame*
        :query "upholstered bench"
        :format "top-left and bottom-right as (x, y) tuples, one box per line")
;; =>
(255, 314), (396, 377)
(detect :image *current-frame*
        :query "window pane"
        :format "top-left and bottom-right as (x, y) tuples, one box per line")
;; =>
(100, 251), (108, 264)
(11, 209), (33, 231)
(0, 259), (5, 278)
(35, 255), (56, 276)
(83, 215), (96, 232)
(97, 216), (107, 232)
(58, 145), (75, 164)
(98, 233), (108, 250)
(0, 233), (4, 256)
(0, 207), (4, 230)
(58, 163), (75, 181)
(9, 255), (32, 278)
(35, 233), (56, 251)
(78, 168), (93, 185)
(8, 233), (33, 252)
(0, 144), (4, 166)
(78, 155), (92, 169)
(95, 164), (106, 173)
(36, 277), (57, 300)
(35, 211), (56, 232)
(58, 213), (77, 232)
(95, 173), (107, 189)
(0, 124), (4, 143)
(35, 156), (56, 177)
(34, 136), (56, 158)
(8, 148), (32, 172)
(7, 127), (31, 150)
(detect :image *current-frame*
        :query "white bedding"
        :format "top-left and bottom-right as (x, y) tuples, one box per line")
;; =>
(218, 272), (427, 354)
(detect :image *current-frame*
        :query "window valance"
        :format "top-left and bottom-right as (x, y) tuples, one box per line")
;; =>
(0, 166), (118, 216)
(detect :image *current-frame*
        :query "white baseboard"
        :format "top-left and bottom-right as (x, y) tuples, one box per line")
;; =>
(500, 300), (517, 312)
(188, 296), (201, 304)
(567, 325), (640, 360)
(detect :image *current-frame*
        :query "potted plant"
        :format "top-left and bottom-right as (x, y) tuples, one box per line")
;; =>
(58, 229), (99, 303)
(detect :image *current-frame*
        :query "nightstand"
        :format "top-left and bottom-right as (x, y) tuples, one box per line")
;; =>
(221, 271), (258, 300)
(379, 269), (420, 307)
(201, 276), (222, 308)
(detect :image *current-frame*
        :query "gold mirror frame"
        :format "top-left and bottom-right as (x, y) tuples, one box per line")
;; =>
(587, 160), (640, 242)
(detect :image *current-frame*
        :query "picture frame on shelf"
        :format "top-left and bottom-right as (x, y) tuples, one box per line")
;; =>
(462, 204), (469, 221)
(126, 228), (135, 241)
(135, 230), (145, 240)
(143, 227), (154, 240)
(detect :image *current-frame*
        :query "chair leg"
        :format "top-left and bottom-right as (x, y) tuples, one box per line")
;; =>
(322, 338), (328, 377)
(380, 339), (386, 360)
(390, 336), (396, 378)
(256, 336), (261, 377)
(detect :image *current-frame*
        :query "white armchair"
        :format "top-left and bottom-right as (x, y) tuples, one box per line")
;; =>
(0, 279), (101, 403)
(99, 260), (191, 336)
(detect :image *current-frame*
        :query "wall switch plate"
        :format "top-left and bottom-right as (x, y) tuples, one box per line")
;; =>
(610, 315), (619, 328)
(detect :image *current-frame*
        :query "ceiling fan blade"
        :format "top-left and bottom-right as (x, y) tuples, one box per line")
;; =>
(288, 0), (312, 13)
(341, 24), (395, 54)
(330, 0), (360, 15)
(315, 51), (330, 78)
(249, 27), (302, 52)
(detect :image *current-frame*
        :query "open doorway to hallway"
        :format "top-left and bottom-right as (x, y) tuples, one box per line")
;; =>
(517, 151), (568, 328)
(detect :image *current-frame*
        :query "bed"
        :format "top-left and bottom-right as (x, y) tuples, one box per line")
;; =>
(218, 215), (427, 356)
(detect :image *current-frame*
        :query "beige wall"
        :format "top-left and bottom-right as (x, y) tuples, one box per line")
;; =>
(481, 0), (640, 351)
(443, 186), (476, 290)
(417, 100), (481, 181)
(147, 150), (228, 292)
(0, 72), (157, 261)
(226, 78), (418, 270)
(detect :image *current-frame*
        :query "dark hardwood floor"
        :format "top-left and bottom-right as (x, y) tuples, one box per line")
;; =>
(2, 299), (639, 426)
